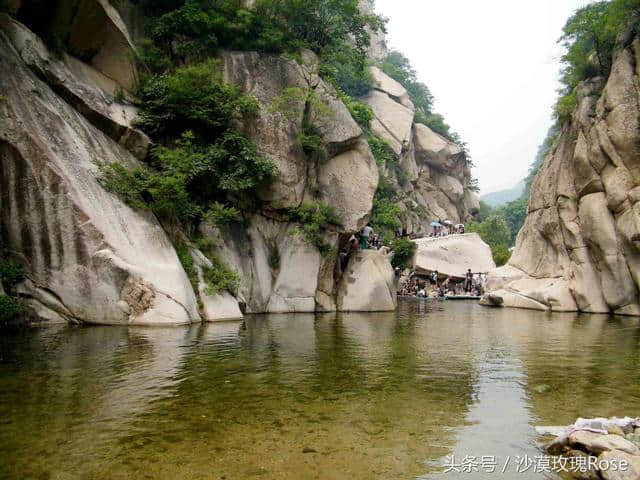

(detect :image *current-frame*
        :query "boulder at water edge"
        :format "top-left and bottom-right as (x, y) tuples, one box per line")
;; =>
(337, 250), (397, 312)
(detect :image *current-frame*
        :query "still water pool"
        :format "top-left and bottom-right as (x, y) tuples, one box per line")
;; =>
(1, 300), (640, 480)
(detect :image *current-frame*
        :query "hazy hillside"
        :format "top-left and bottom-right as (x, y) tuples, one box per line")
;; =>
(481, 180), (525, 207)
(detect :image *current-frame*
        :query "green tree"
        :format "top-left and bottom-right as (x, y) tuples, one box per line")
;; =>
(495, 197), (528, 244)
(468, 215), (512, 266)
(391, 238), (416, 269)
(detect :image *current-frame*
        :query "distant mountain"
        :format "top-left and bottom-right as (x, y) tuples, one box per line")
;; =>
(480, 180), (525, 207)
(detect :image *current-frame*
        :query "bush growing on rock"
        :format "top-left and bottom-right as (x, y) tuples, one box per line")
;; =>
(135, 60), (259, 138)
(391, 238), (417, 270)
(284, 203), (343, 255)
(467, 215), (512, 266)
(101, 131), (274, 224)
(203, 256), (241, 295)
(101, 60), (275, 226)
(0, 255), (24, 324)
(0, 295), (22, 324)
(553, 0), (640, 125)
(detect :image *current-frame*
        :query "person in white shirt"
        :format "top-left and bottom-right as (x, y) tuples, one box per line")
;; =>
(361, 224), (373, 249)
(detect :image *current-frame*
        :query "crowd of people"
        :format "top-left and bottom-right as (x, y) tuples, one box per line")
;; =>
(340, 224), (387, 271)
(430, 222), (465, 237)
(341, 222), (487, 303)
(395, 268), (486, 299)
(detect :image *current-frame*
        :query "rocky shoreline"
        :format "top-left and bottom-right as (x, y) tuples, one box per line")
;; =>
(540, 417), (640, 479)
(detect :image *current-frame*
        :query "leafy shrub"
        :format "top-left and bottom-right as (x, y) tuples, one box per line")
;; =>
(135, 60), (259, 139)
(176, 243), (198, 290)
(491, 244), (512, 267)
(285, 203), (342, 255)
(0, 295), (22, 324)
(391, 238), (416, 269)
(467, 215), (512, 265)
(101, 131), (274, 224)
(344, 99), (373, 129)
(553, 90), (577, 126)
(205, 202), (240, 226)
(203, 256), (240, 295)
(270, 87), (333, 159)
(0, 260), (24, 288)
(132, 0), (385, 65)
(268, 243), (280, 271)
(319, 42), (374, 97)
(368, 135), (395, 168)
(269, 87), (308, 121)
(371, 197), (402, 231)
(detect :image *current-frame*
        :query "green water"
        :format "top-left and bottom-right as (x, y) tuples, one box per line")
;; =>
(1, 300), (640, 480)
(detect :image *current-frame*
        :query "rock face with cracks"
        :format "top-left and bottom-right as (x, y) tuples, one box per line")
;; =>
(1, 0), (475, 323)
(0, 13), (199, 325)
(484, 33), (640, 316)
(362, 65), (478, 235)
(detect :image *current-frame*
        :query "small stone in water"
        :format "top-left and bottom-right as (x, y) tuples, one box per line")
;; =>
(533, 384), (551, 394)
(302, 447), (317, 453)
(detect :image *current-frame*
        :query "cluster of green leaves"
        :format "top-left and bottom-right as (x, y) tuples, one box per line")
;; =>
(365, 133), (404, 234)
(176, 242), (239, 295)
(176, 243), (198, 289)
(0, 295), (22, 324)
(203, 256), (241, 295)
(370, 174), (402, 232)
(342, 96), (374, 130)
(467, 215), (512, 266)
(0, 256), (24, 324)
(101, 62), (274, 225)
(269, 86), (333, 158)
(390, 238), (416, 270)
(284, 203), (343, 255)
(135, 60), (259, 137)
(554, 0), (640, 125)
(132, 0), (384, 96)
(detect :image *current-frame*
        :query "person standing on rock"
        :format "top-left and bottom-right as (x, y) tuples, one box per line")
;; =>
(465, 269), (473, 293)
(361, 224), (373, 250)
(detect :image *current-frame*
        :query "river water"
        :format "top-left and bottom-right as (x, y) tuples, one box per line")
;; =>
(1, 300), (640, 480)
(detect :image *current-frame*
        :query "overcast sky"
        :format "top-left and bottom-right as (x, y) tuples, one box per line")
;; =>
(374, 0), (592, 195)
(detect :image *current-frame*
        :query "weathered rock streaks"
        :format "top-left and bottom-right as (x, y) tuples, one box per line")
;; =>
(484, 34), (640, 315)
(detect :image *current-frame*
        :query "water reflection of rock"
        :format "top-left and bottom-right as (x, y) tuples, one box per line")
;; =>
(0, 325), (198, 479)
(515, 313), (640, 426)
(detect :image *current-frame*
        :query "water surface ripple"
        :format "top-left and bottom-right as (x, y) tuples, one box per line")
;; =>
(1, 301), (640, 479)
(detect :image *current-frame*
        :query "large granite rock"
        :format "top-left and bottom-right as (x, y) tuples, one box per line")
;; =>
(15, 0), (138, 90)
(361, 66), (477, 236)
(220, 50), (377, 230)
(414, 123), (465, 171)
(0, 25), (199, 325)
(364, 89), (414, 156)
(337, 249), (397, 312)
(414, 233), (496, 279)
(484, 35), (640, 316)
(0, 14), (149, 159)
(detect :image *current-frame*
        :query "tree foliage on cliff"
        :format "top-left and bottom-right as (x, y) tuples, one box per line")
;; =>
(101, 62), (274, 225)
(132, 0), (385, 96)
(467, 215), (512, 266)
(554, 0), (640, 125)
(0, 249), (24, 324)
